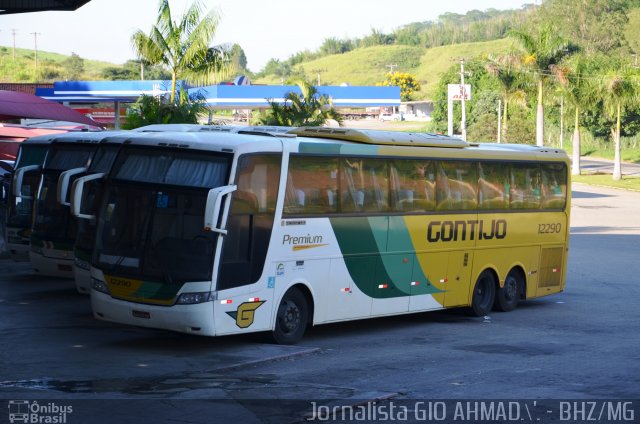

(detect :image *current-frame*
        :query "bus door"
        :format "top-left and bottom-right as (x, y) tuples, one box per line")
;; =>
(214, 154), (281, 335)
(443, 250), (474, 307)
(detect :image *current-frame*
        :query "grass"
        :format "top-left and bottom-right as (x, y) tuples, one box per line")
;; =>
(572, 174), (640, 191)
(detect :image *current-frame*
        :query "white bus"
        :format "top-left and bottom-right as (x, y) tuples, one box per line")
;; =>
(70, 125), (290, 293)
(75, 128), (570, 344)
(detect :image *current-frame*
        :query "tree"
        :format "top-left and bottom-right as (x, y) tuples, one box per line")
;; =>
(485, 54), (529, 141)
(102, 60), (170, 80)
(377, 72), (421, 102)
(253, 80), (344, 127)
(554, 55), (600, 175)
(131, 0), (231, 103)
(536, 0), (629, 54)
(600, 66), (640, 180)
(510, 25), (575, 146)
(230, 44), (248, 72)
(123, 89), (208, 129)
(63, 52), (84, 80)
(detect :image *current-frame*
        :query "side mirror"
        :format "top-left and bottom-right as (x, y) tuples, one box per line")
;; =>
(71, 172), (105, 220)
(204, 185), (237, 234)
(57, 167), (87, 206)
(12, 165), (40, 200)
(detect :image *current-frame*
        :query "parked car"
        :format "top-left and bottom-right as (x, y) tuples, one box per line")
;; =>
(379, 112), (404, 121)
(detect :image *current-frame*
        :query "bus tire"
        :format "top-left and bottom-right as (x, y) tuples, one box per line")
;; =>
(468, 270), (496, 317)
(494, 269), (521, 312)
(271, 287), (308, 345)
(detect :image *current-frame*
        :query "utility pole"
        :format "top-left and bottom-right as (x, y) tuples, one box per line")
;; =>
(386, 63), (398, 74)
(497, 99), (502, 144)
(11, 29), (18, 60)
(310, 68), (325, 86)
(559, 96), (564, 149)
(460, 59), (467, 141)
(31, 32), (41, 74)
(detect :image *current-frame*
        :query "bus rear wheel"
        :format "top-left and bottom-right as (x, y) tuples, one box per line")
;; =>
(494, 270), (522, 312)
(468, 270), (496, 317)
(271, 287), (308, 345)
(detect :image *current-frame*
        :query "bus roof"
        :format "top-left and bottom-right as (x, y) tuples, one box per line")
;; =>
(27, 126), (567, 163)
(289, 127), (469, 148)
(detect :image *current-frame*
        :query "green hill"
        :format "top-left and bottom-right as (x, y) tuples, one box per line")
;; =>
(254, 39), (511, 100)
(0, 46), (116, 82)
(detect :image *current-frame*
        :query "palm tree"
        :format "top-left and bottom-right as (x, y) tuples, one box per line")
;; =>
(131, 0), (231, 103)
(554, 55), (599, 175)
(510, 25), (574, 146)
(485, 54), (528, 142)
(254, 80), (344, 127)
(601, 66), (640, 180)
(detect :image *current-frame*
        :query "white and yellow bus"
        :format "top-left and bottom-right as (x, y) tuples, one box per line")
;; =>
(75, 128), (569, 344)
(70, 125), (290, 293)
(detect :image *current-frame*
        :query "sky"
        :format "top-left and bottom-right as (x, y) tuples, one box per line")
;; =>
(1, 0), (532, 73)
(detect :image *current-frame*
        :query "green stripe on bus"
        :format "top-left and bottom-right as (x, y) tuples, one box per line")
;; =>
(330, 216), (440, 298)
(133, 280), (181, 302)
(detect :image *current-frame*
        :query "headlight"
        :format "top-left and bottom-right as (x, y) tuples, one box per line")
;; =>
(92, 278), (110, 295)
(176, 292), (213, 305)
(74, 258), (90, 271)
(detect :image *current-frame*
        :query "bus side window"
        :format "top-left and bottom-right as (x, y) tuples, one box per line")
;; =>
(340, 159), (364, 212)
(541, 163), (567, 209)
(478, 162), (509, 210)
(436, 161), (478, 211)
(510, 163), (541, 210)
(284, 156), (338, 215)
(390, 160), (435, 212)
(340, 158), (388, 213)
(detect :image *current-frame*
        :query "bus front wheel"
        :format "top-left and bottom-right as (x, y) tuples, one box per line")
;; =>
(271, 287), (308, 345)
(494, 269), (522, 312)
(469, 270), (496, 317)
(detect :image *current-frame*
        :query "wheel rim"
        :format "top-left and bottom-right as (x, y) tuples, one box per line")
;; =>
(278, 299), (301, 334)
(504, 277), (517, 302)
(476, 277), (492, 309)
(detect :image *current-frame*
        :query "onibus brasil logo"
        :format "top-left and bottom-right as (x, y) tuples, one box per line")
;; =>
(7, 400), (73, 423)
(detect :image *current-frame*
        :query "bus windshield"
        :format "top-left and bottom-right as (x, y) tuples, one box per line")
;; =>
(32, 172), (77, 240)
(6, 144), (49, 228)
(31, 146), (93, 241)
(93, 149), (231, 284)
(74, 145), (121, 260)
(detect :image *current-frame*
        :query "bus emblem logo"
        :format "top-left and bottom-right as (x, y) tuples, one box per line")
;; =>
(226, 301), (266, 328)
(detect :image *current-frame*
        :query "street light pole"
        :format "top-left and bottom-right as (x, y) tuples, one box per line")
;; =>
(460, 59), (467, 141)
